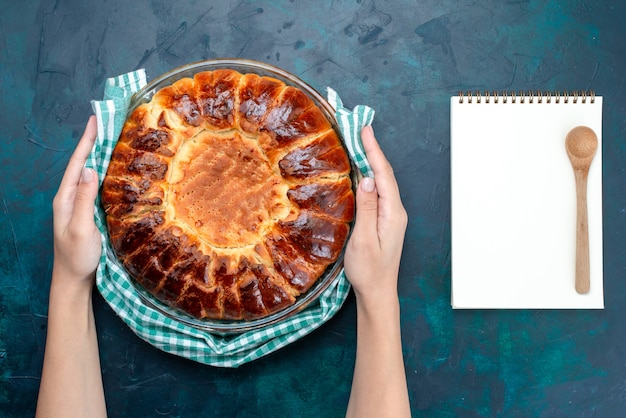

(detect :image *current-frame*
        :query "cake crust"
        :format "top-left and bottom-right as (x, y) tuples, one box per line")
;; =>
(101, 69), (354, 321)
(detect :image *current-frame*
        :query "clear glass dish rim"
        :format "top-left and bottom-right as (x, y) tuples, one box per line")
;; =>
(121, 59), (356, 335)
(128, 58), (336, 121)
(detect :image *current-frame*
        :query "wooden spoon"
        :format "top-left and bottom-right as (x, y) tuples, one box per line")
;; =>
(565, 126), (598, 294)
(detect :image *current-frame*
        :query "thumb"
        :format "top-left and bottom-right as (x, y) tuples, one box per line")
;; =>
(71, 167), (99, 228)
(352, 177), (379, 240)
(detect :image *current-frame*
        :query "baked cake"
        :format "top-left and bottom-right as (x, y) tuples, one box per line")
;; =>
(101, 69), (355, 321)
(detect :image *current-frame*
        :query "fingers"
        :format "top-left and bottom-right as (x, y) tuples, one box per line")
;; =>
(351, 177), (380, 244)
(359, 125), (408, 236)
(69, 167), (99, 235)
(53, 116), (98, 231)
(57, 116), (98, 200)
(360, 125), (390, 172)
(360, 126), (400, 199)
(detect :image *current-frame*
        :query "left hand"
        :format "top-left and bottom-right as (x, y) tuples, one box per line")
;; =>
(52, 115), (101, 285)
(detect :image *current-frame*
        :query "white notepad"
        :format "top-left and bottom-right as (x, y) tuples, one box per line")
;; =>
(450, 92), (604, 309)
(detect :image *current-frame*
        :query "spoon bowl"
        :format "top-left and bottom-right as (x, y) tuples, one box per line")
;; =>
(566, 126), (598, 166)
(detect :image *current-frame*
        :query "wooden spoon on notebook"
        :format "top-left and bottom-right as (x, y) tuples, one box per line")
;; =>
(565, 126), (598, 294)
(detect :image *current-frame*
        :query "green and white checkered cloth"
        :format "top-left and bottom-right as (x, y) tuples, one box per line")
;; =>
(88, 70), (374, 367)
(327, 88), (375, 178)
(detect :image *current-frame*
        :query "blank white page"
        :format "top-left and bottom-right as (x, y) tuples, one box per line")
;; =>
(450, 93), (603, 309)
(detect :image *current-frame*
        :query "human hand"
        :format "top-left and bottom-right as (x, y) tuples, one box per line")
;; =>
(51, 116), (101, 287)
(341, 126), (411, 418)
(344, 125), (408, 308)
(38, 117), (107, 418)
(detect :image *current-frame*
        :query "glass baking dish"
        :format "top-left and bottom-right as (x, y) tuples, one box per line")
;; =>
(119, 59), (357, 334)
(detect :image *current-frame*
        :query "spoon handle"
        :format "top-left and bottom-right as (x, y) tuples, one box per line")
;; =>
(574, 169), (590, 294)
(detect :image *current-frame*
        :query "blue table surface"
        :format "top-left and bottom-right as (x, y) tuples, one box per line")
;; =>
(2, 1), (625, 416)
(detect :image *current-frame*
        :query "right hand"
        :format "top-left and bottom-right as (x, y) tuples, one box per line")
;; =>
(343, 126), (408, 306)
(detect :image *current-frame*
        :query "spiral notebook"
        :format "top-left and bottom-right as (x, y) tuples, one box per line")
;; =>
(451, 91), (604, 309)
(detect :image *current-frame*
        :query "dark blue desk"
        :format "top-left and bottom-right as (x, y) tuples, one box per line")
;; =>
(1, 1), (625, 416)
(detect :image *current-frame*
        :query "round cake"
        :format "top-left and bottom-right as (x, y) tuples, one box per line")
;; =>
(101, 68), (355, 321)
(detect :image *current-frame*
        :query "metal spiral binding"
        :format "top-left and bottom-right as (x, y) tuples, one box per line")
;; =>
(458, 90), (596, 104)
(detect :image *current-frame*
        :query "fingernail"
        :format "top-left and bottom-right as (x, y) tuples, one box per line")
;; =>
(80, 167), (94, 184)
(360, 177), (376, 193)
